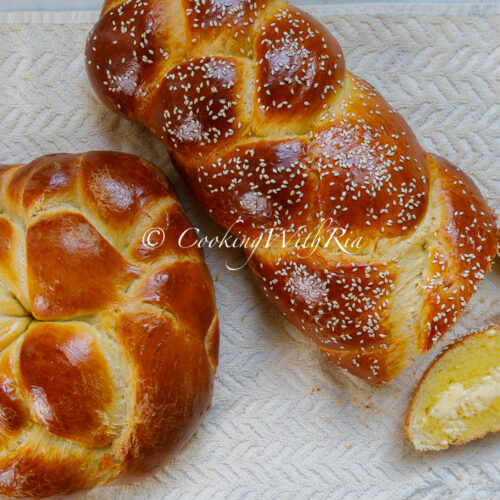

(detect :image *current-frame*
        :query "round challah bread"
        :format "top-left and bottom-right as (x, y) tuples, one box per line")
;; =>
(0, 151), (218, 498)
(86, 0), (497, 383)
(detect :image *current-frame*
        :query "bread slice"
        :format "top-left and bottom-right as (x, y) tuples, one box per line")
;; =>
(406, 325), (500, 451)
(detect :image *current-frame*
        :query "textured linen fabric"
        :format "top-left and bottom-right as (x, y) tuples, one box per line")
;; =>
(0, 4), (499, 499)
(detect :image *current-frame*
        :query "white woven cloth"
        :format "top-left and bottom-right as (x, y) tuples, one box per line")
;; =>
(0, 3), (499, 499)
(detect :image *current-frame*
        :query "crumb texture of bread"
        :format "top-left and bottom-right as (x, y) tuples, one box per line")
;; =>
(0, 152), (218, 498)
(86, 0), (498, 383)
(406, 325), (500, 451)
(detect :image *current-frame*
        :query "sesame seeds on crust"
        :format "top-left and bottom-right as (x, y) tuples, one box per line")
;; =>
(86, 0), (498, 382)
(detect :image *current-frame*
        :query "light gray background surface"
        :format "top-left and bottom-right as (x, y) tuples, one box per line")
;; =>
(0, 0), (498, 11)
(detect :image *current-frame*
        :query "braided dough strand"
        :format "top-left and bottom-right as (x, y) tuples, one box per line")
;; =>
(86, 0), (497, 383)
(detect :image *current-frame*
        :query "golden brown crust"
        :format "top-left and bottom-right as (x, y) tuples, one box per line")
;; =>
(111, 309), (214, 481)
(0, 449), (110, 499)
(79, 150), (173, 233)
(86, 0), (498, 383)
(19, 322), (117, 448)
(27, 211), (139, 320)
(252, 5), (345, 135)
(148, 56), (253, 156)
(180, 137), (315, 239)
(0, 152), (218, 498)
(421, 155), (498, 349)
(248, 248), (397, 383)
(0, 346), (28, 438)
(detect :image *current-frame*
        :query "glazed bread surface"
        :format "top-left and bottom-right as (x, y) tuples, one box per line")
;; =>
(0, 152), (218, 498)
(406, 325), (500, 451)
(86, 0), (497, 383)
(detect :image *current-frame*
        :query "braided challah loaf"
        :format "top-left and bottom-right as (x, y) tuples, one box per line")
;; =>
(0, 152), (218, 498)
(86, 0), (497, 383)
